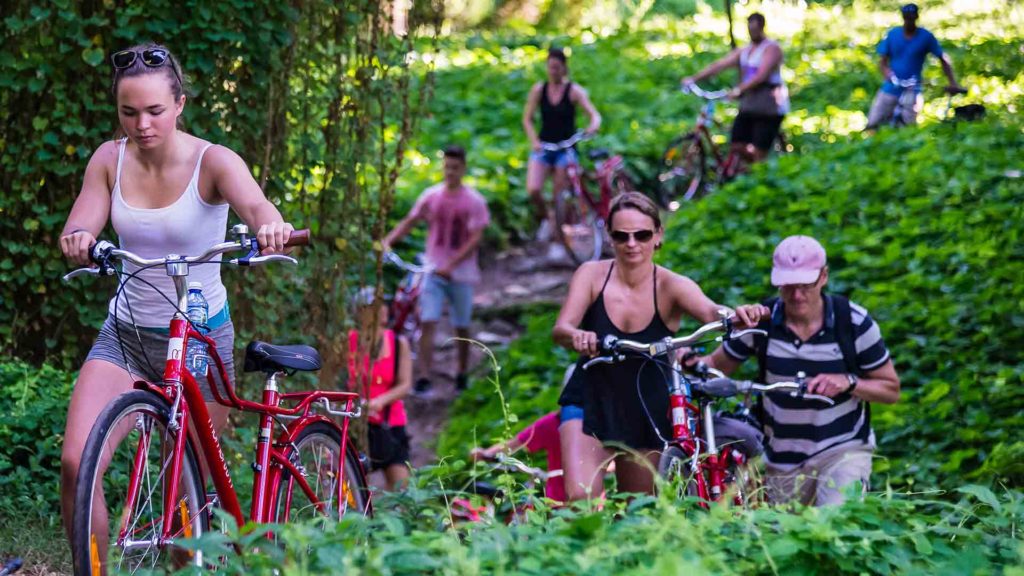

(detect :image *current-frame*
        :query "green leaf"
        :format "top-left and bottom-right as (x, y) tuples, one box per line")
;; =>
(81, 47), (104, 67)
(956, 485), (1002, 512)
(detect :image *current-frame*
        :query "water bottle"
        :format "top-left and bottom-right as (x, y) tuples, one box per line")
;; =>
(185, 281), (210, 380)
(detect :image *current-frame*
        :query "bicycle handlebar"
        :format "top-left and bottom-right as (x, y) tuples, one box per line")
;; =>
(581, 313), (765, 370)
(384, 250), (434, 274)
(681, 82), (730, 101)
(889, 75), (919, 89)
(540, 130), (591, 152)
(697, 377), (836, 406)
(492, 453), (562, 481)
(62, 226), (310, 282)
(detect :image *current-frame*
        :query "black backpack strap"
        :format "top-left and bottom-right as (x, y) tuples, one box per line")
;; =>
(755, 297), (779, 384)
(829, 293), (872, 440)
(829, 294), (860, 376)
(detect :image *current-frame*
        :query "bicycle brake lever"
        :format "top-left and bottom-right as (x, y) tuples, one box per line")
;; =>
(62, 266), (112, 282)
(582, 355), (617, 370)
(730, 328), (768, 340)
(803, 394), (836, 406)
(230, 254), (298, 267)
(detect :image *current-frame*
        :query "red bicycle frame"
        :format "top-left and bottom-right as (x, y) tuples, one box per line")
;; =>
(665, 356), (747, 506)
(123, 308), (365, 548)
(689, 101), (741, 183)
(564, 150), (628, 221)
(388, 260), (427, 337)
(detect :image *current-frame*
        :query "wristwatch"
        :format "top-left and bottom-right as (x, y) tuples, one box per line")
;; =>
(845, 373), (859, 395)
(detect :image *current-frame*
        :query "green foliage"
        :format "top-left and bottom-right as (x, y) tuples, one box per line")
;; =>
(198, 471), (1024, 574)
(397, 1), (1022, 245)
(437, 311), (568, 457)
(0, 361), (74, 515)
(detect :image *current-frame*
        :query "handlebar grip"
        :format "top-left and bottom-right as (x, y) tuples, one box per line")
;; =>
(285, 229), (310, 247)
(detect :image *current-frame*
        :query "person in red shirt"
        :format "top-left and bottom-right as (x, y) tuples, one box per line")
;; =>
(471, 411), (566, 502)
(348, 288), (414, 490)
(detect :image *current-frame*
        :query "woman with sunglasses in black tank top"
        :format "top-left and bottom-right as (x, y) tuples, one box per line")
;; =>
(553, 192), (769, 500)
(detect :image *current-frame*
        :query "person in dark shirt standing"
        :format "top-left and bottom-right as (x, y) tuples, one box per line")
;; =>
(865, 3), (964, 130)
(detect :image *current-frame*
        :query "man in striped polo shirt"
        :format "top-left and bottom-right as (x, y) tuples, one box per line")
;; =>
(700, 235), (901, 506)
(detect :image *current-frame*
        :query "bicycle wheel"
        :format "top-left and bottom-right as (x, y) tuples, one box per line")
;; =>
(720, 448), (762, 508)
(657, 134), (708, 210)
(657, 445), (703, 502)
(554, 187), (602, 265)
(72, 391), (207, 575)
(272, 421), (370, 522)
(610, 168), (636, 195)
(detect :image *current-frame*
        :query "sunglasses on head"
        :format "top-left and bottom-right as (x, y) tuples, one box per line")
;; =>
(111, 48), (181, 85)
(610, 229), (655, 244)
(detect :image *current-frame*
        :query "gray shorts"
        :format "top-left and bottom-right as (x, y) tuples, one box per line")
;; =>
(866, 90), (923, 129)
(85, 315), (236, 401)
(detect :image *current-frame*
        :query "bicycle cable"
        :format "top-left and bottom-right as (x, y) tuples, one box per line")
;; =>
(108, 259), (235, 390)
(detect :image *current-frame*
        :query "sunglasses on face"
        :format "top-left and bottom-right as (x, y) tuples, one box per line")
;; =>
(610, 229), (655, 244)
(111, 48), (181, 85)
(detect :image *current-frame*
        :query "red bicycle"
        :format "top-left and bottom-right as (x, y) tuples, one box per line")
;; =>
(65, 225), (371, 574)
(383, 250), (433, 356)
(453, 453), (560, 525)
(583, 315), (834, 506)
(657, 83), (788, 211)
(544, 131), (635, 265)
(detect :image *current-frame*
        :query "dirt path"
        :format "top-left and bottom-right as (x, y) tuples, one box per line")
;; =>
(400, 245), (574, 467)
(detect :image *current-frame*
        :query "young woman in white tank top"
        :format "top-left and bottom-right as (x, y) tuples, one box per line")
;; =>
(57, 43), (297, 541)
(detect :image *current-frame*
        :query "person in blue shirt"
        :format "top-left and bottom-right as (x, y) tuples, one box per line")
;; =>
(865, 3), (964, 130)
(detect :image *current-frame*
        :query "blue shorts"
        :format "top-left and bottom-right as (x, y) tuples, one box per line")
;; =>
(420, 275), (474, 328)
(530, 147), (578, 168)
(560, 404), (584, 423)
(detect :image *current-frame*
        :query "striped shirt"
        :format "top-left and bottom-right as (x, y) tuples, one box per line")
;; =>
(723, 296), (890, 469)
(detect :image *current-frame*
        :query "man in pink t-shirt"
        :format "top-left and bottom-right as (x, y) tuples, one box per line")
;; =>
(385, 145), (490, 394)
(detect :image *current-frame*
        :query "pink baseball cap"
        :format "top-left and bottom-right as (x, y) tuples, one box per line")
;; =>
(771, 235), (827, 286)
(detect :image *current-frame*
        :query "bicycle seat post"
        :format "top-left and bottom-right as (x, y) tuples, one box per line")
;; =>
(250, 369), (285, 522)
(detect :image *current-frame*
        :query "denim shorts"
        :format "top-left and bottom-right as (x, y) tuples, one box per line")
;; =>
(530, 147), (578, 168)
(420, 275), (474, 328)
(560, 404), (584, 423)
(85, 315), (236, 400)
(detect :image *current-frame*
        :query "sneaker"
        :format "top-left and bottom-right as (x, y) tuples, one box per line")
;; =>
(414, 377), (432, 395)
(545, 242), (570, 265)
(535, 219), (553, 243)
(455, 373), (469, 391)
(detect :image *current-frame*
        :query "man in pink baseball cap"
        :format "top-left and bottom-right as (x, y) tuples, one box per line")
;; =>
(693, 234), (901, 506)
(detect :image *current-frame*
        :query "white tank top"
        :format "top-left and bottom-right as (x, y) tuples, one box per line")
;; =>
(108, 138), (229, 328)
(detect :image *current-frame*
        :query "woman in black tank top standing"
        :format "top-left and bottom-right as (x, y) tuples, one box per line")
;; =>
(522, 48), (602, 258)
(553, 192), (769, 500)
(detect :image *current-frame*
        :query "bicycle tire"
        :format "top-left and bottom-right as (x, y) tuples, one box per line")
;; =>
(610, 168), (636, 196)
(72, 390), (207, 575)
(272, 421), (370, 522)
(554, 187), (602, 265)
(657, 134), (708, 210)
(720, 448), (762, 508)
(657, 444), (702, 502)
